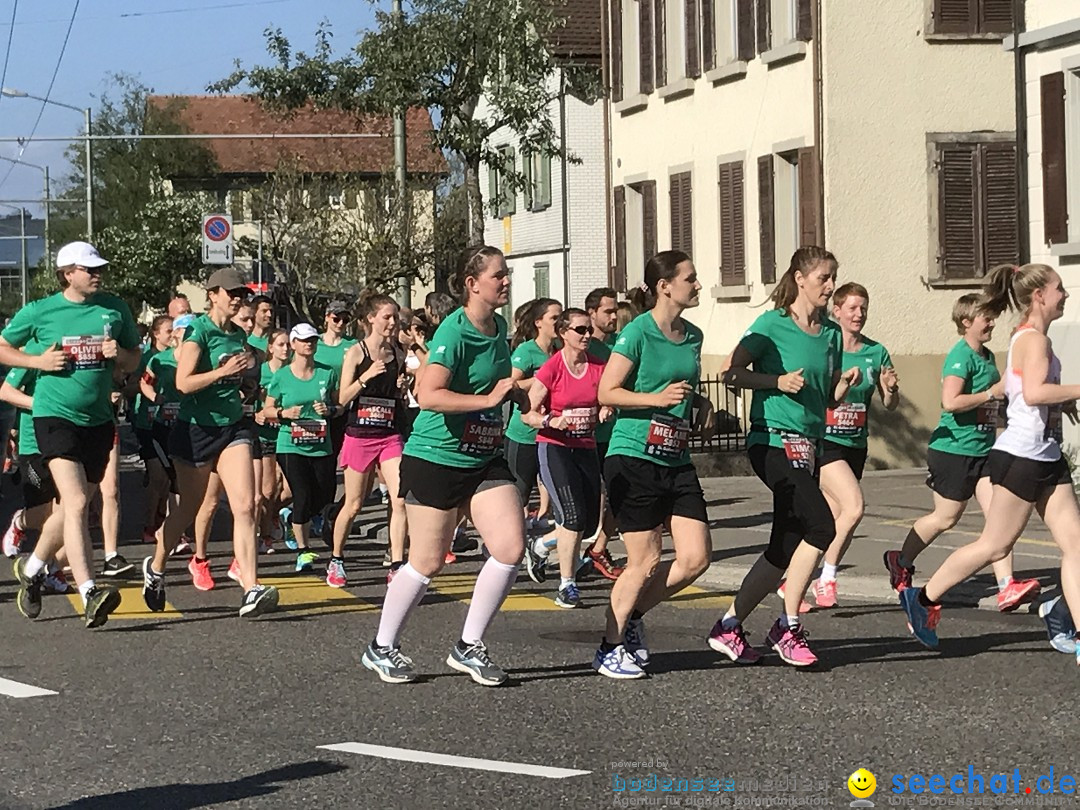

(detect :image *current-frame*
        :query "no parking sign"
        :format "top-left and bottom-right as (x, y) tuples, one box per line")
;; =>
(202, 214), (233, 265)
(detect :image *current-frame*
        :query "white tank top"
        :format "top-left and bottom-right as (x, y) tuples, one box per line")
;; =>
(993, 327), (1063, 462)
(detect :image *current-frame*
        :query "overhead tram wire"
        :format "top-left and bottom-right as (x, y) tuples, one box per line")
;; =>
(0, 0), (300, 26)
(0, 0), (18, 108)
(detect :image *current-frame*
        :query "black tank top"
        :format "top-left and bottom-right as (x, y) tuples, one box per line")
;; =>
(345, 341), (403, 438)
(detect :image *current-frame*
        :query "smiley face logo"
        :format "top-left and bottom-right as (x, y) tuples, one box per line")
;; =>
(848, 768), (876, 799)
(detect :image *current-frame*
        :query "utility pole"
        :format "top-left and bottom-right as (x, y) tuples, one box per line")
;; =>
(19, 207), (27, 307)
(393, 0), (411, 308)
(84, 106), (94, 238)
(42, 166), (51, 274)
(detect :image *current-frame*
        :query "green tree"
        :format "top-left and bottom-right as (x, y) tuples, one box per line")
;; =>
(212, 2), (600, 243)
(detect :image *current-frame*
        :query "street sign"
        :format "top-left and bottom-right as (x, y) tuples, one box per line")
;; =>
(202, 214), (233, 265)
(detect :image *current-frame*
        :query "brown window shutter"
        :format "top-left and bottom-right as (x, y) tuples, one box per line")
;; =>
(758, 154), (776, 284)
(977, 0), (1013, 34)
(732, 163), (746, 285)
(669, 173), (682, 251)
(681, 172), (694, 256)
(797, 146), (819, 247)
(611, 0), (623, 102)
(756, 0), (770, 54)
(614, 185), (627, 290)
(654, 0), (667, 88)
(737, 0), (755, 61)
(796, 0), (813, 42)
(686, 0), (701, 78)
(938, 142), (978, 279)
(719, 162), (746, 286)
(701, 0), (715, 71)
(979, 142), (1019, 272)
(640, 0), (654, 94)
(642, 180), (658, 260)
(934, 0), (976, 34)
(1041, 72), (1068, 245)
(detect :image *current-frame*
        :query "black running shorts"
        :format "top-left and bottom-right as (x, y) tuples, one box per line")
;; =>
(603, 454), (707, 533)
(988, 449), (1072, 504)
(33, 417), (114, 485)
(925, 448), (988, 503)
(399, 454), (516, 511)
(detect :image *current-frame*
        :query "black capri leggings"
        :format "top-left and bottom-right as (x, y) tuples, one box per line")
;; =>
(504, 438), (540, 506)
(538, 443), (602, 536)
(278, 453), (337, 525)
(749, 444), (835, 569)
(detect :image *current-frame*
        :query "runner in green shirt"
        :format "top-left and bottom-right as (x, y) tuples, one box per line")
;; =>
(131, 314), (174, 544)
(246, 295), (275, 354)
(594, 251), (715, 681)
(143, 265), (279, 619)
(254, 328), (289, 553)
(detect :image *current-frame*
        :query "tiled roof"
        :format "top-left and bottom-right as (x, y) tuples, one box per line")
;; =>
(146, 95), (447, 176)
(547, 0), (602, 64)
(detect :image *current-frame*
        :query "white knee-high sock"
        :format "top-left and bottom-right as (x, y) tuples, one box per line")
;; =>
(375, 563), (430, 649)
(461, 558), (518, 644)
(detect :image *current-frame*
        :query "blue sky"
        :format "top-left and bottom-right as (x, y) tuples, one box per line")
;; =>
(0, 0), (379, 216)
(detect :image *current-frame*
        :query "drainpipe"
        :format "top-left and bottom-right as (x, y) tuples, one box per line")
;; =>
(600, 0), (614, 285)
(813, 0), (825, 246)
(1013, 0), (1029, 263)
(560, 70), (571, 302)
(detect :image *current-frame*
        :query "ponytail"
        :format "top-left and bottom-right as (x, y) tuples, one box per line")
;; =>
(982, 263), (1054, 318)
(771, 246), (838, 314)
(630, 250), (691, 311)
(511, 297), (560, 349)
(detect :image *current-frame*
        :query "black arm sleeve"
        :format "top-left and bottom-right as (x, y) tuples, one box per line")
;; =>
(722, 367), (779, 391)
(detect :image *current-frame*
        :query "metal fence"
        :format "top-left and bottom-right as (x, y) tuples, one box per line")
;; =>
(690, 374), (747, 453)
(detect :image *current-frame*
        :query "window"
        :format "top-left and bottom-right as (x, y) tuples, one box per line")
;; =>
(614, 180), (658, 291)
(1042, 71), (1069, 245)
(703, 0), (754, 69)
(929, 0), (1013, 36)
(718, 161), (746, 286)
(931, 135), (1018, 281)
(228, 190), (245, 221)
(669, 171), (693, 256)
(756, 0), (810, 52)
(487, 146), (516, 218)
(758, 147), (817, 284)
(523, 152), (552, 212)
(534, 262), (550, 298)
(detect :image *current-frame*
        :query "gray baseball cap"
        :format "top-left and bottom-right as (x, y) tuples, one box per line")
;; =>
(206, 267), (247, 291)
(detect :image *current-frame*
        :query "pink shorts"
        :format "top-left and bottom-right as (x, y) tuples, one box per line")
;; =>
(338, 433), (404, 474)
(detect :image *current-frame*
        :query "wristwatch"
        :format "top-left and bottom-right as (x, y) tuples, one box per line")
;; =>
(542, 413), (552, 429)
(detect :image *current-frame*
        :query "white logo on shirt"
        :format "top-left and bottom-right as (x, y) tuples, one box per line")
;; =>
(435, 345), (446, 355)
(951, 362), (963, 369)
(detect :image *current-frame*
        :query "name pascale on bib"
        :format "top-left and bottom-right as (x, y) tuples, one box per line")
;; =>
(825, 402), (867, 436)
(354, 396), (396, 430)
(61, 335), (106, 370)
(291, 419), (327, 445)
(645, 413), (690, 459)
(459, 412), (503, 455)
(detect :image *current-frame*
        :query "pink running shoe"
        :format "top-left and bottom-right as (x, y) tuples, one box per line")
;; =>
(444, 550), (457, 565)
(2, 509), (25, 558)
(811, 579), (838, 609)
(766, 619), (818, 667)
(776, 580), (812, 614)
(326, 558), (347, 589)
(707, 620), (763, 664)
(188, 556), (215, 591)
(226, 558), (242, 584)
(997, 578), (1041, 613)
(883, 550), (913, 592)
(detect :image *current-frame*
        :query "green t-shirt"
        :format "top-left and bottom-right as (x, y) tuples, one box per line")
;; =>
(607, 313), (703, 468)
(247, 332), (269, 354)
(145, 349), (180, 426)
(5, 365), (39, 456)
(258, 362), (281, 442)
(0, 291), (140, 427)
(505, 339), (553, 445)
(267, 362), (339, 457)
(741, 309), (842, 450)
(928, 339), (1000, 457)
(314, 335), (357, 372)
(403, 308), (512, 469)
(132, 345), (159, 430)
(176, 314), (248, 427)
(588, 332), (618, 444)
(824, 337), (892, 449)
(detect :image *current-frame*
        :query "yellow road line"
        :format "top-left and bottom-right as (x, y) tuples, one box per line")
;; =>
(65, 581), (180, 619)
(669, 585), (733, 611)
(430, 573), (563, 611)
(258, 575), (379, 615)
(875, 518), (1057, 548)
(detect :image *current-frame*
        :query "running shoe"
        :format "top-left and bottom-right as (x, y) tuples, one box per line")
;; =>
(380, 488), (390, 505)
(452, 528), (477, 554)
(997, 578), (1041, 613)
(142, 557), (167, 612)
(707, 619), (763, 664)
(883, 550), (913, 592)
(239, 584), (279, 618)
(295, 550), (318, 572)
(326, 558), (347, 589)
(12, 556), (44, 620)
(624, 617), (649, 668)
(444, 550), (457, 565)
(101, 554), (134, 578)
(446, 640), (508, 686)
(310, 513), (325, 537)
(3, 509), (25, 558)
(280, 507), (297, 550)
(84, 586), (122, 629)
(554, 582), (580, 609)
(765, 620), (818, 667)
(810, 578), (838, 609)
(43, 566), (70, 594)
(386, 564), (402, 585)
(172, 534), (193, 557)
(899, 587), (940, 649)
(188, 556), (215, 591)
(1038, 595), (1077, 654)
(382, 549), (393, 567)
(258, 536), (275, 555)
(227, 558), (242, 584)
(523, 540), (547, 584)
(593, 644), (646, 680)
(586, 547), (624, 580)
(776, 580), (812, 614)
(362, 642), (417, 684)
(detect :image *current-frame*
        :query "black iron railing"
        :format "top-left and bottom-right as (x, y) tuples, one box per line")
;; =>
(690, 375), (746, 453)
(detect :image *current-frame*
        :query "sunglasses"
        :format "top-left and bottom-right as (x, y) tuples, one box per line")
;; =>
(225, 287), (250, 300)
(567, 325), (593, 336)
(78, 265), (106, 275)
(329, 313), (348, 323)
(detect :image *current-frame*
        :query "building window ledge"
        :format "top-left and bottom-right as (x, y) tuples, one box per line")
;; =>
(926, 276), (986, 289)
(613, 94), (649, 115)
(705, 61), (748, 85)
(1049, 241), (1080, 257)
(658, 77), (695, 101)
(760, 41), (807, 67)
(711, 283), (751, 301)
(926, 32), (1008, 43)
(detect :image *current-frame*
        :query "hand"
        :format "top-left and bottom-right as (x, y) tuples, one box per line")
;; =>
(1065, 400), (1078, 424)
(693, 395), (715, 439)
(777, 369), (805, 394)
(485, 378), (515, 410)
(655, 381), (694, 408)
(361, 360), (387, 383)
(101, 337), (119, 360)
(218, 353), (249, 379)
(599, 405), (614, 424)
(841, 367), (861, 388)
(35, 344), (68, 372)
(548, 415), (569, 431)
(255, 412), (266, 426)
(281, 405), (303, 420)
(880, 366), (899, 391)
(989, 379), (1006, 400)
(110, 391), (122, 406)
(313, 400), (329, 417)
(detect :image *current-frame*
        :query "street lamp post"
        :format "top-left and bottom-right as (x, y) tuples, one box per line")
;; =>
(2, 87), (93, 237)
(0, 156), (51, 274)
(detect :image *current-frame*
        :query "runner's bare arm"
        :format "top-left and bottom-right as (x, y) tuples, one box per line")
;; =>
(0, 380), (31, 411)
(174, 341), (246, 395)
(879, 366), (900, 411)
(941, 374), (1001, 414)
(1016, 331), (1080, 406)
(417, 364), (513, 413)
(598, 353), (691, 409)
(521, 380), (551, 429)
(0, 338), (66, 372)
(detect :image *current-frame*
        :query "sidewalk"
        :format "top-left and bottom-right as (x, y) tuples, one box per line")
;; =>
(692, 468), (1062, 612)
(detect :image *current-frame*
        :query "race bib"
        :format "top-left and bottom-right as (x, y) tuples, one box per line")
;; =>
(147, 404), (159, 422)
(241, 403), (256, 418)
(561, 406), (598, 439)
(354, 396), (396, 430)
(61, 335), (106, 370)
(290, 419), (327, 446)
(976, 401), (1000, 432)
(782, 434), (816, 474)
(825, 402), (867, 436)
(458, 411), (504, 455)
(1045, 406), (1064, 444)
(161, 402), (180, 424)
(644, 413), (690, 460)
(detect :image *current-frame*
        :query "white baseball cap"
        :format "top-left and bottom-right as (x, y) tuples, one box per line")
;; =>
(289, 323), (319, 341)
(56, 241), (109, 269)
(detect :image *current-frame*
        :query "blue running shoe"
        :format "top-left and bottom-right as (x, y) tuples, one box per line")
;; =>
(592, 644), (646, 680)
(295, 550), (318, 572)
(280, 507), (297, 550)
(310, 513), (325, 537)
(900, 587), (940, 649)
(1038, 596), (1077, 654)
(554, 582), (580, 608)
(446, 640), (508, 686)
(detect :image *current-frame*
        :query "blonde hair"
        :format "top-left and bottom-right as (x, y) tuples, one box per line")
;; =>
(982, 263), (1057, 318)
